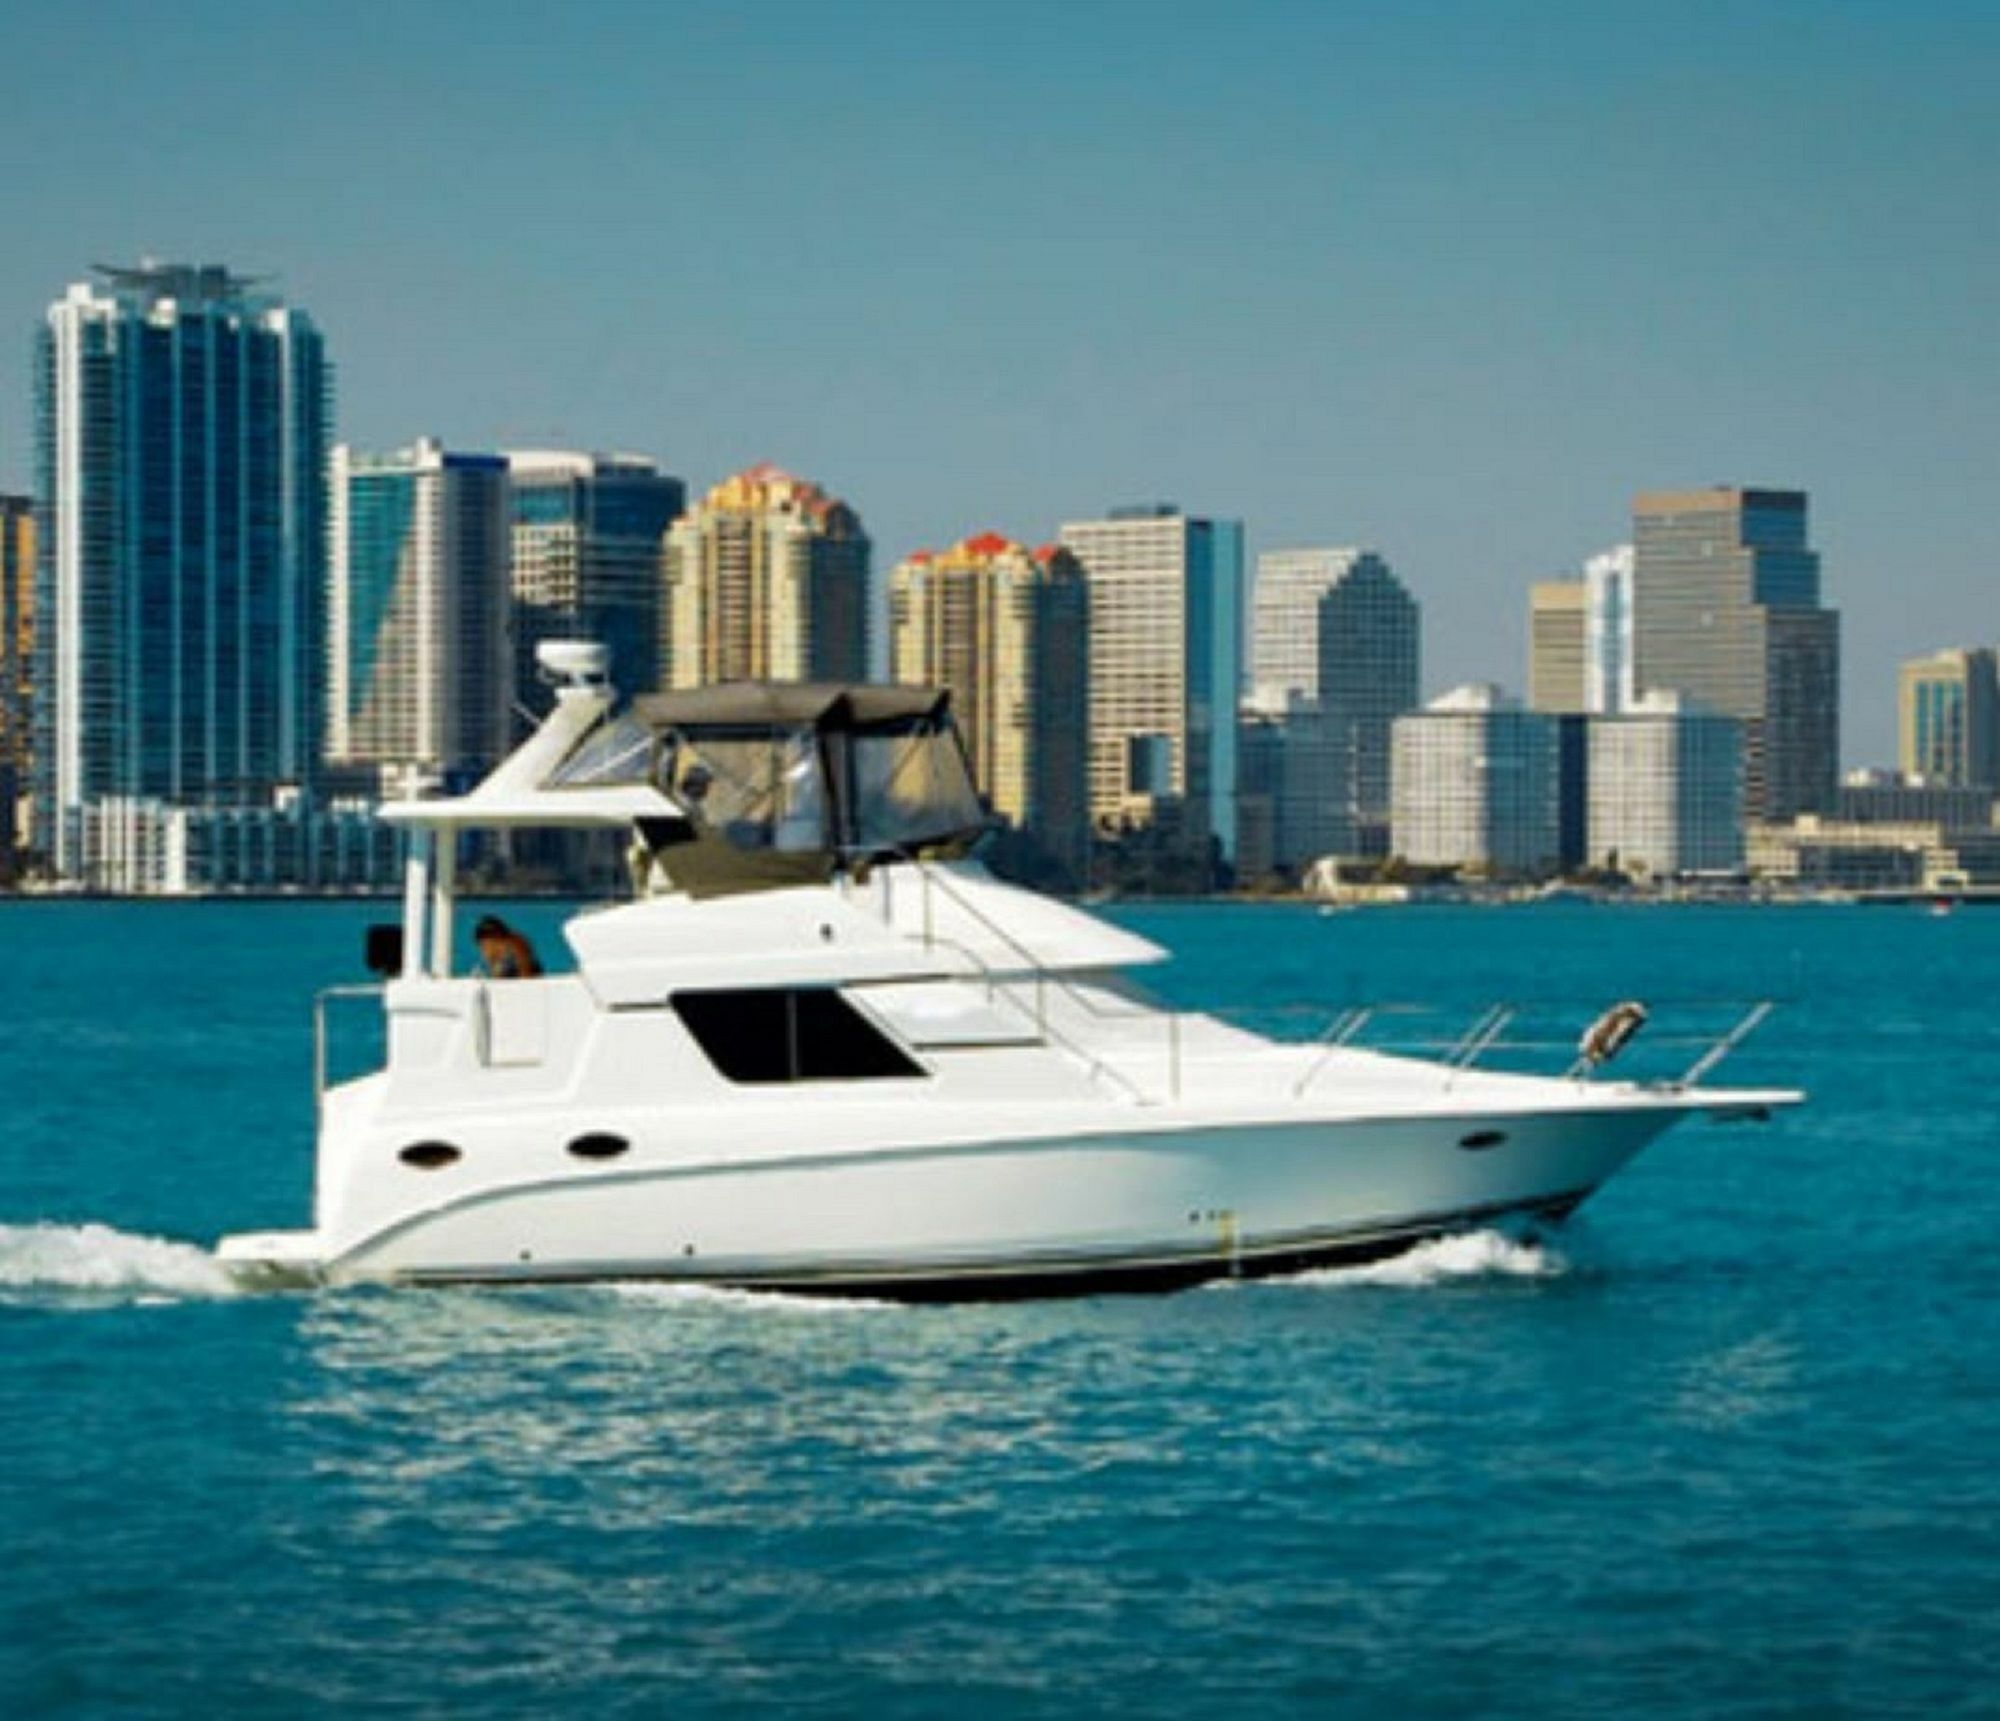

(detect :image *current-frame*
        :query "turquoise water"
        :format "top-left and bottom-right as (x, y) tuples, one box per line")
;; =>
(2, 900), (1996, 1717)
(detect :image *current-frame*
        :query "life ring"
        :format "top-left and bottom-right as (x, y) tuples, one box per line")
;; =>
(1579, 1000), (1648, 1067)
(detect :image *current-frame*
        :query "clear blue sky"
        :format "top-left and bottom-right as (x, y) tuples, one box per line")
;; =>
(3, 0), (1994, 761)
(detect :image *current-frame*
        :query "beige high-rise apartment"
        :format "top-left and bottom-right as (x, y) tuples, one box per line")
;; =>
(1631, 487), (1839, 820)
(1058, 505), (1244, 862)
(1528, 580), (1587, 713)
(0, 495), (33, 861)
(663, 463), (869, 688)
(888, 531), (1090, 879)
(1899, 647), (2000, 788)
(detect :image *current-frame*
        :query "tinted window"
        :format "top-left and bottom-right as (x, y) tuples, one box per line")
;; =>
(672, 989), (924, 1084)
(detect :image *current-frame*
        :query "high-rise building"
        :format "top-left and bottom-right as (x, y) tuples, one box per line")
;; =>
(1060, 505), (1244, 860)
(663, 463), (869, 689)
(1528, 580), (1587, 714)
(887, 531), (1090, 878)
(1530, 546), (1637, 718)
(1630, 488), (1839, 819)
(34, 262), (331, 877)
(505, 451), (685, 712)
(1587, 690), (1744, 878)
(1315, 552), (1419, 855)
(1, 495), (32, 862)
(327, 439), (511, 785)
(1898, 647), (1999, 788)
(1251, 548), (1394, 708)
(1235, 699), (1355, 876)
(1391, 684), (1559, 875)
(1836, 769), (1996, 828)
(1583, 545), (1635, 715)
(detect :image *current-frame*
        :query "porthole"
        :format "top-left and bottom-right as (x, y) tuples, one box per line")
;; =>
(399, 1140), (462, 1170)
(1457, 1129), (1508, 1152)
(567, 1132), (631, 1161)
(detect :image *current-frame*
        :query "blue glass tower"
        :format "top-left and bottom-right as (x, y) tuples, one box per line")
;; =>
(505, 451), (685, 718)
(34, 262), (331, 878)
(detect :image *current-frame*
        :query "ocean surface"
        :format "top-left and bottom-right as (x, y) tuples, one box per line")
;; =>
(2, 898), (1996, 1718)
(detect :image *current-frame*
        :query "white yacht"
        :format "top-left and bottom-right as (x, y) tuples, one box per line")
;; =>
(220, 647), (1799, 1298)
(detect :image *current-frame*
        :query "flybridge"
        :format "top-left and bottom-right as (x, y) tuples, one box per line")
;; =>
(384, 648), (991, 900)
(633, 682), (988, 881)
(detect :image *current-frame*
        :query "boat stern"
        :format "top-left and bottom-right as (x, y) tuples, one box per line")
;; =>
(215, 1229), (330, 1290)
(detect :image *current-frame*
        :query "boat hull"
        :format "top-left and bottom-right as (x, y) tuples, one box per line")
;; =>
(239, 1101), (1691, 1299)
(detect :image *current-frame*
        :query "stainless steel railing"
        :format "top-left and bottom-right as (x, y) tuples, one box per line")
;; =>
(908, 867), (1784, 1106)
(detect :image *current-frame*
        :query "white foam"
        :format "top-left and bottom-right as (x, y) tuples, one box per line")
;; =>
(603, 1279), (894, 1315)
(1281, 1229), (1566, 1288)
(0, 1222), (236, 1301)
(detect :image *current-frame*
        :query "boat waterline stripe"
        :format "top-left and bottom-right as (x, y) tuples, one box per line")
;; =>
(372, 1187), (1595, 1298)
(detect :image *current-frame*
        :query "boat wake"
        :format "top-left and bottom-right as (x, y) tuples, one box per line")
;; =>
(0, 1222), (238, 1305)
(1277, 1229), (1568, 1288)
(602, 1280), (895, 1315)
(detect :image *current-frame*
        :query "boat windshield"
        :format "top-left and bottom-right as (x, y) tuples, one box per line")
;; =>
(547, 714), (654, 788)
(663, 728), (829, 853)
(847, 725), (985, 853)
(660, 719), (983, 858)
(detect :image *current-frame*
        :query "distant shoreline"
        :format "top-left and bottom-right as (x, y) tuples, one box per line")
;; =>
(2, 887), (1991, 909)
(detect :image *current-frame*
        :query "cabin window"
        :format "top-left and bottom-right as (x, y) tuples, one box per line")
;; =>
(671, 988), (924, 1084)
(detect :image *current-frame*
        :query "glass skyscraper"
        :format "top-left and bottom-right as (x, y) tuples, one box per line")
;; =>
(1251, 548), (1401, 711)
(35, 262), (331, 878)
(1631, 488), (1839, 820)
(1315, 552), (1419, 857)
(506, 451), (685, 715)
(1, 494), (32, 865)
(1247, 547), (1417, 865)
(328, 440), (511, 786)
(1529, 547), (1633, 718)
(1899, 647), (1999, 789)
(1582, 545), (1636, 716)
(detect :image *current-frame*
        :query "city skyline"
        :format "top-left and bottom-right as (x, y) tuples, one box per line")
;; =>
(0, 1), (1993, 764)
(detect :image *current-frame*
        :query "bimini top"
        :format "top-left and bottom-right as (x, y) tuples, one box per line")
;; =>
(628, 681), (987, 895)
(633, 683), (950, 731)
(389, 679), (989, 896)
